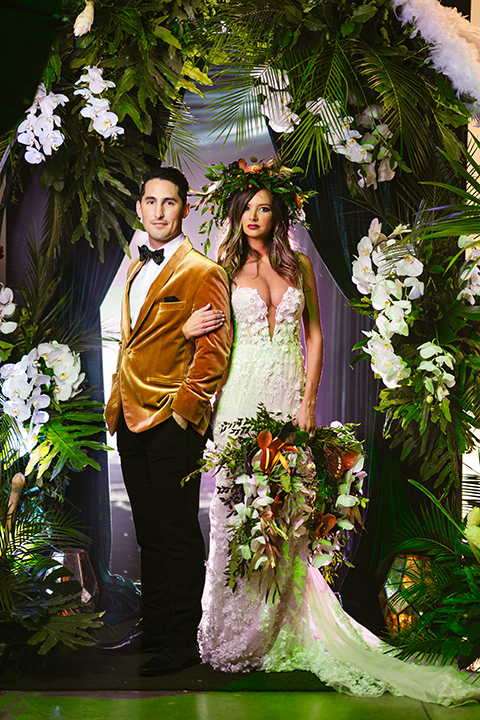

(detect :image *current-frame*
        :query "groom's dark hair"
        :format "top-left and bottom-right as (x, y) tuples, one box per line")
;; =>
(139, 167), (189, 206)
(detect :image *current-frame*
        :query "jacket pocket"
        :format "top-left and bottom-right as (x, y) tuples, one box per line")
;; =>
(159, 300), (186, 311)
(147, 375), (183, 385)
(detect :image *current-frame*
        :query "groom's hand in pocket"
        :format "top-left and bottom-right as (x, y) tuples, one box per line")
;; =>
(172, 410), (188, 430)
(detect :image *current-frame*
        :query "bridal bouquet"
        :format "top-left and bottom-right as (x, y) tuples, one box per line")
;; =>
(195, 406), (368, 599)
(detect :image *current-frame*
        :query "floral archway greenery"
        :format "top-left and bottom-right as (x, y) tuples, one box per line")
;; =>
(1, 0), (480, 669)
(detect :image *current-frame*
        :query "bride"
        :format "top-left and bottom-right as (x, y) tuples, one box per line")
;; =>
(184, 158), (478, 706)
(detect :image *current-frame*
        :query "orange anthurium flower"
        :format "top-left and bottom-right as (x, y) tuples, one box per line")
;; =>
(347, 504), (365, 532)
(315, 512), (337, 538)
(238, 157), (267, 173)
(324, 445), (360, 479)
(257, 431), (297, 475)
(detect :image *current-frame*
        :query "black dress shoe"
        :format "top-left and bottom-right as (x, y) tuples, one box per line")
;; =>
(137, 643), (200, 675)
(96, 626), (165, 655)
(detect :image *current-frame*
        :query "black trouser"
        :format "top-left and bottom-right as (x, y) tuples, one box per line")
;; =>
(117, 413), (206, 647)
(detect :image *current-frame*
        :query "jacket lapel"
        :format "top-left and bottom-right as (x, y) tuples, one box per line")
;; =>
(122, 259), (143, 343)
(128, 238), (192, 342)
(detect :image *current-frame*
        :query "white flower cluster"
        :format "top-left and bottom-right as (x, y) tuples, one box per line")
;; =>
(417, 342), (455, 402)
(352, 219), (424, 388)
(458, 246), (480, 305)
(17, 83), (69, 165)
(74, 66), (124, 139)
(0, 342), (85, 430)
(305, 99), (397, 189)
(226, 447), (317, 568)
(252, 68), (398, 188)
(251, 67), (300, 134)
(0, 284), (17, 334)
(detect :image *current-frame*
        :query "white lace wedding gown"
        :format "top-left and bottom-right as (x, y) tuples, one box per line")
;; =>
(199, 285), (478, 706)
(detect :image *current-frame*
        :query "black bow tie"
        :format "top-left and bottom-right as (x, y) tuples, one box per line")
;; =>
(139, 245), (165, 265)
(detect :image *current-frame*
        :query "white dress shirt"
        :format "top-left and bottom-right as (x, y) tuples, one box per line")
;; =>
(129, 233), (185, 328)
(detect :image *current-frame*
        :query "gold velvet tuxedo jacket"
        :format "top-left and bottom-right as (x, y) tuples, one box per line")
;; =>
(105, 237), (231, 436)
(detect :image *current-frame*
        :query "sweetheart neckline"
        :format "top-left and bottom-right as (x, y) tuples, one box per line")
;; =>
(232, 285), (302, 340)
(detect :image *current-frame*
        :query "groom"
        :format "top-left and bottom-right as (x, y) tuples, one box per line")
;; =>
(100, 166), (231, 675)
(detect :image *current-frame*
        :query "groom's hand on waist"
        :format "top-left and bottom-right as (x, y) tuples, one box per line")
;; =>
(172, 410), (188, 430)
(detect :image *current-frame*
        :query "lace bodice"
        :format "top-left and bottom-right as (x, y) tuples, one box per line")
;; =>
(214, 285), (305, 431)
(232, 285), (303, 346)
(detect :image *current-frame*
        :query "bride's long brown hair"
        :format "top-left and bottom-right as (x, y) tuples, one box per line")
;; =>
(216, 186), (302, 286)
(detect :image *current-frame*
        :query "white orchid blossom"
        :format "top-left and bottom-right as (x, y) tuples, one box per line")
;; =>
(38, 129), (65, 155)
(259, 91), (301, 133)
(80, 98), (110, 118)
(3, 373), (32, 401)
(24, 148), (45, 164)
(418, 342), (444, 359)
(352, 221), (463, 400)
(73, 87), (94, 101)
(383, 302), (410, 336)
(251, 66), (289, 90)
(352, 257), (376, 294)
(233, 502), (251, 524)
(74, 66), (124, 140)
(77, 66), (115, 94)
(378, 157), (398, 183)
(92, 112), (125, 138)
(457, 249), (480, 305)
(335, 138), (372, 164)
(395, 252), (424, 277)
(4, 399), (31, 423)
(355, 104), (383, 129)
(368, 218), (383, 243)
(18, 83), (69, 164)
(357, 236), (373, 258)
(0, 284), (17, 334)
(359, 162), (377, 189)
(403, 276), (425, 299)
(371, 278), (402, 310)
(1, 341), (85, 434)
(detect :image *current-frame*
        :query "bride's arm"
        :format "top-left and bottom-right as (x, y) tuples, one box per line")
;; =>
(296, 254), (323, 434)
(182, 303), (226, 339)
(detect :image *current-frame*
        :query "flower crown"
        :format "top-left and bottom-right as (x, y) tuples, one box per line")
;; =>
(193, 158), (315, 243)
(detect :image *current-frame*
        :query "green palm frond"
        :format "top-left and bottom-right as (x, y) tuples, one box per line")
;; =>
(24, 396), (109, 489)
(380, 497), (480, 666)
(0, 412), (23, 484)
(15, 233), (73, 352)
(163, 106), (207, 172)
(280, 43), (355, 167)
(0, 502), (103, 661)
(206, 70), (267, 148)
(355, 44), (436, 172)
(414, 133), (480, 240)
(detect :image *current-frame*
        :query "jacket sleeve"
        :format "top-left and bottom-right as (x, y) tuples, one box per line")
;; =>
(171, 263), (231, 425)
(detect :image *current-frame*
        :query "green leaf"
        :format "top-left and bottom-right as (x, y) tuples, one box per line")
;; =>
(181, 61), (213, 86)
(341, 20), (355, 37)
(153, 25), (182, 50)
(284, 4), (303, 23)
(352, 6), (379, 22)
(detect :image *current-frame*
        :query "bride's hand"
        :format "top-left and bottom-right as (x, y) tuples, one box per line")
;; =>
(294, 401), (316, 435)
(182, 303), (226, 339)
